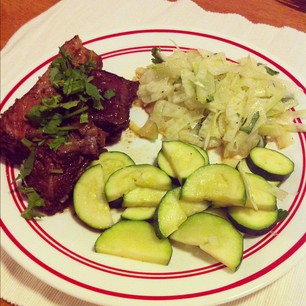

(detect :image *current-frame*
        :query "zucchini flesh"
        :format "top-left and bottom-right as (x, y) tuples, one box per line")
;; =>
(123, 187), (167, 207)
(244, 173), (277, 211)
(236, 158), (281, 186)
(246, 147), (294, 182)
(104, 164), (172, 202)
(157, 143), (209, 182)
(179, 199), (210, 216)
(181, 164), (246, 207)
(95, 220), (172, 265)
(159, 140), (208, 183)
(170, 212), (243, 271)
(73, 165), (113, 229)
(155, 188), (188, 238)
(121, 207), (156, 221)
(91, 151), (135, 181)
(227, 207), (278, 236)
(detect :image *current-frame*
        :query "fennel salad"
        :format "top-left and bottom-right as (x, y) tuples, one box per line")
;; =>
(135, 47), (306, 162)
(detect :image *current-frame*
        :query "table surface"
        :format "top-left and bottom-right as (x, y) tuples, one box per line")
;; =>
(1, 0), (306, 50)
(0, 0), (305, 305)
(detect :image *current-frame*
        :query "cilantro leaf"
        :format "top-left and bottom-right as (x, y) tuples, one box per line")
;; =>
(240, 111), (260, 134)
(20, 186), (45, 219)
(277, 209), (289, 222)
(103, 89), (116, 100)
(151, 47), (164, 64)
(86, 81), (102, 102)
(48, 137), (67, 150)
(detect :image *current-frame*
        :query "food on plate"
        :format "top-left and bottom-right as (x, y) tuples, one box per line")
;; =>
(121, 206), (156, 221)
(73, 164), (113, 230)
(245, 147), (295, 182)
(1, 37), (300, 270)
(154, 187), (188, 239)
(227, 207), (287, 236)
(0, 36), (138, 218)
(157, 140), (209, 184)
(181, 164), (246, 207)
(104, 164), (172, 203)
(95, 220), (173, 265)
(241, 172), (277, 211)
(73, 141), (290, 269)
(170, 212), (243, 271)
(91, 151), (135, 181)
(122, 187), (167, 208)
(136, 48), (305, 160)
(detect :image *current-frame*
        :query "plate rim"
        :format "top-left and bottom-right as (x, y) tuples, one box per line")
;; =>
(1, 27), (306, 306)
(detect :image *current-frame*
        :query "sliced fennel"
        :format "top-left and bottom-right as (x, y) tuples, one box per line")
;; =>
(136, 48), (305, 158)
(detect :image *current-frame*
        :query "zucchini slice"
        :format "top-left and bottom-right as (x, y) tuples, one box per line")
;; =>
(122, 187), (167, 207)
(179, 199), (210, 217)
(227, 207), (279, 236)
(246, 147), (294, 182)
(95, 220), (172, 265)
(104, 164), (172, 203)
(91, 151), (135, 181)
(170, 212), (243, 271)
(121, 207), (156, 221)
(73, 165), (113, 229)
(155, 188), (188, 238)
(236, 158), (280, 186)
(244, 173), (277, 211)
(158, 140), (208, 184)
(181, 164), (246, 207)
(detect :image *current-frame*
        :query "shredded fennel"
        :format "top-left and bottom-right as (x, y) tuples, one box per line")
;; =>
(136, 48), (305, 159)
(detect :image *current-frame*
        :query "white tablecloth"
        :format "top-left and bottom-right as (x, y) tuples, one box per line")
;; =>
(1, 1), (306, 305)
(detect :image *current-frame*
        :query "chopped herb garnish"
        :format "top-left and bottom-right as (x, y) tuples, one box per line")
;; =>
(240, 111), (260, 134)
(26, 46), (104, 147)
(277, 209), (289, 222)
(21, 138), (34, 149)
(207, 95), (214, 102)
(80, 112), (89, 123)
(20, 186), (45, 219)
(48, 137), (67, 150)
(103, 88), (116, 100)
(18, 45), (115, 219)
(281, 96), (293, 103)
(19, 150), (35, 180)
(151, 47), (164, 64)
(50, 169), (64, 174)
(258, 63), (279, 76)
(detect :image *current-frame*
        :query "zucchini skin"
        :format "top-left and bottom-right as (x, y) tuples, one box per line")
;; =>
(245, 148), (294, 182)
(227, 207), (278, 236)
(246, 157), (289, 182)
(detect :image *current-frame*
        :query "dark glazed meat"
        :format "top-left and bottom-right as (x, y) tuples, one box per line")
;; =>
(0, 36), (138, 216)
(0, 35), (103, 165)
(89, 70), (139, 144)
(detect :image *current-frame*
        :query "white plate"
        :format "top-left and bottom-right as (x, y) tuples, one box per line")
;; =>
(1, 29), (305, 306)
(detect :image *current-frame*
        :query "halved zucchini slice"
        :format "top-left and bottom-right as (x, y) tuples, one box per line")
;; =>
(158, 140), (208, 184)
(243, 172), (277, 211)
(154, 188), (188, 238)
(170, 212), (243, 271)
(236, 158), (281, 186)
(246, 147), (294, 182)
(95, 220), (172, 265)
(91, 151), (135, 181)
(227, 207), (279, 236)
(181, 164), (246, 207)
(73, 165), (113, 229)
(122, 187), (167, 207)
(105, 164), (172, 203)
(121, 207), (156, 221)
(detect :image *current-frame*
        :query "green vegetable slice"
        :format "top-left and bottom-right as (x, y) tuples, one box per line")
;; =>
(95, 220), (172, 265)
